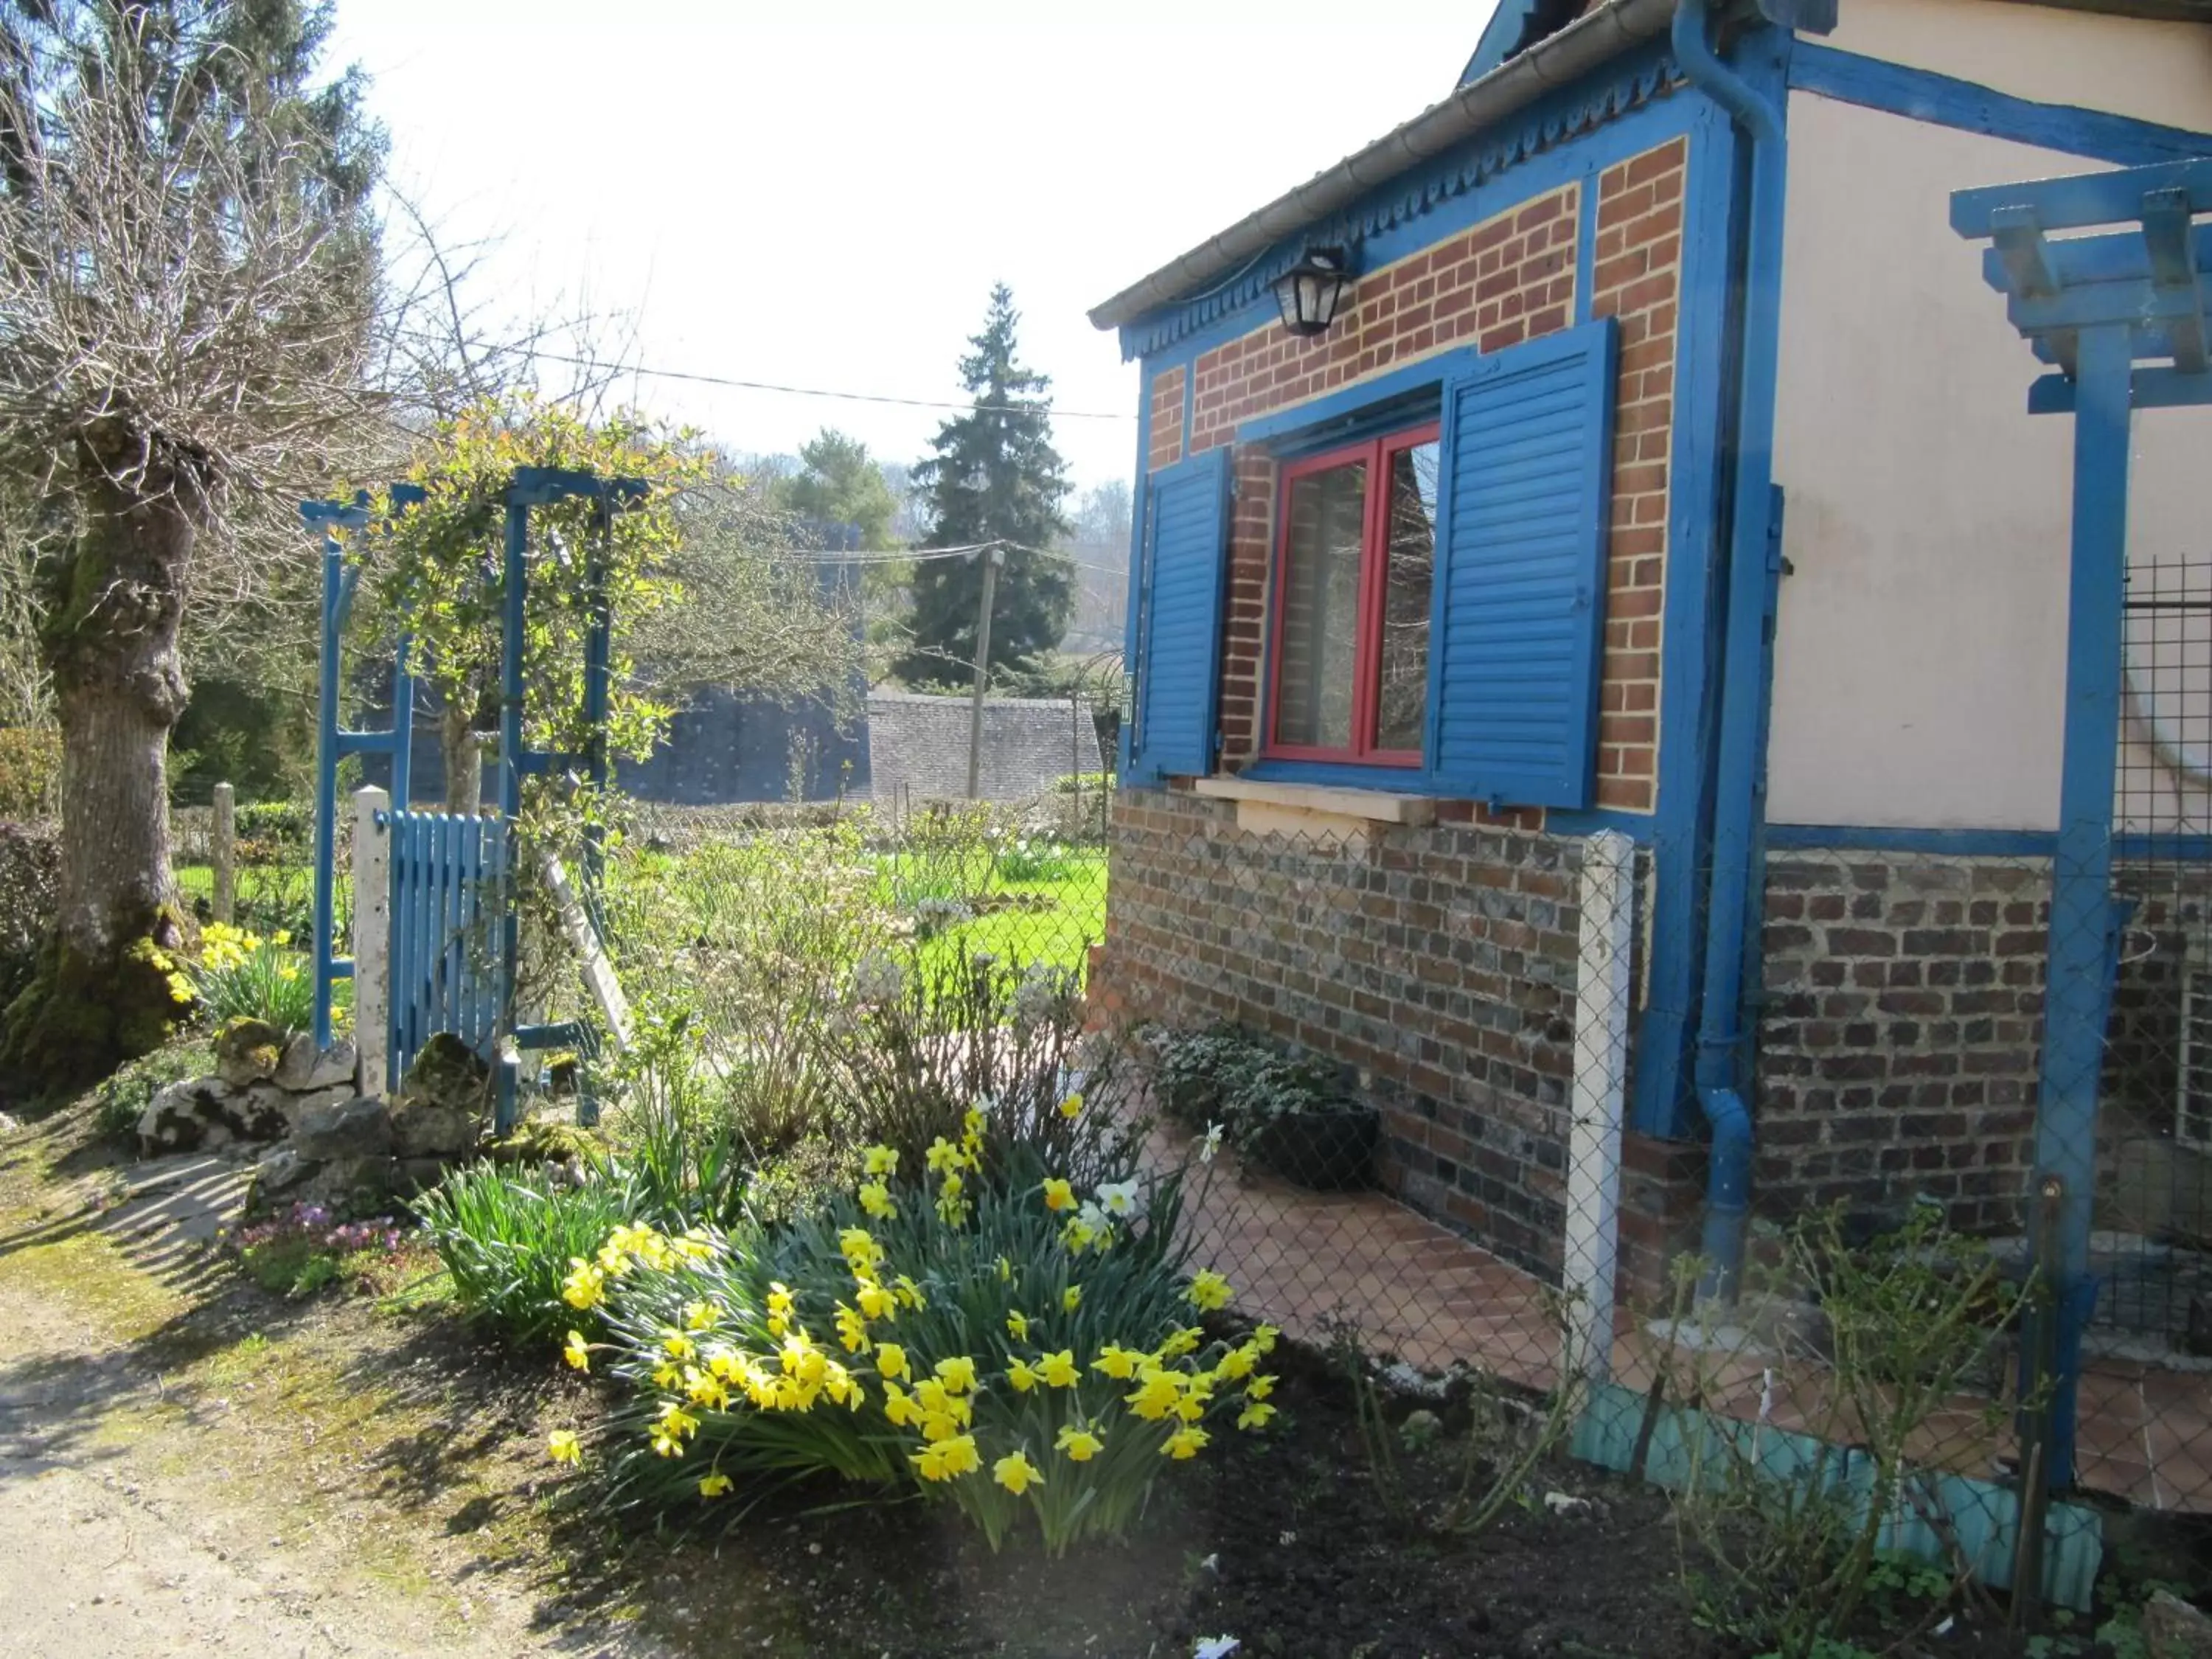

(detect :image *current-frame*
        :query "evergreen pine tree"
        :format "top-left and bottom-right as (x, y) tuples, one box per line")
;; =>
(899, 285), (1071, 687)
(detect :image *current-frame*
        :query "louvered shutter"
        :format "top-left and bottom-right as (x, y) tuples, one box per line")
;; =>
(1126, 448), (1234, 785)
(1426, 318), (1618, 807)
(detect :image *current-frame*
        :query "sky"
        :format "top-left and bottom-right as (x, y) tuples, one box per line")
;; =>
(326, 0), (1503, 502)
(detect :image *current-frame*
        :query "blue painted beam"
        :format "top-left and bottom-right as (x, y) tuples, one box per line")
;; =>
(2025, 365), (2212, 414)
(1991, 207), (2060, 299)
(1952, 157), (2212, 237)
(1793, 42), (2212, 171)
(2009, 274), (2212, 334)
(1980, 221), (2212, 296)
(2142, 188), (2208, 372)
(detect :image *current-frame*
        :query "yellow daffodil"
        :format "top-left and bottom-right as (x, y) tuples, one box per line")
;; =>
(992, 1450), (1044, 1495)
(652, 1360), (681, 1389)
(1059, 1091), (1084, 1119)
(1006, 1309), (1030, 1342)
(651, 1432), (684, 1458)
(937, 1433), (981, 1478)
(1054, 1423), (1104, 1462)
(1062, 1284), (1082, 1313)
(1093, 1344), (1145, 1380)
(547, 1430), (582, 1464)
(894, 1275), (927, 1310)
(858, 1181), (897, 1220)
(662, 1332), (697, 1362)
(874, 1343), (909, 1380)
(1041, 1178), (1075, 1212)
(855, 1279), (896, 1321)
(997, 1256), (1013, 1283)
(1061, 1216), (1098, 1253)
(833, 1303), (872, 1354)
(839, 1228), (883, 1272)
(683, 1300), (717, 1332)
(1006, 1357), (1039, 1393)
(1214, 1344), (1258, 1381)
(563, 1330), (591, 1371)
(699, 1471), (733, 1498)
(1186, 1270), (1233, 1312)
(962, 1105), (987, 1141)
(925, 1136), (962, 1174)
(863, 1144), (899, 1178)
(1158, 1326), (1205, 1360)
(657, 1402), (700, 1438)
(765, 1282), (796, 1335)
(1237, 1401), (1278, 1431)
(934, 1354), (978, 1394)
(1037, 1349), (1079, 1388)
(1254, 1324), (1280, 1354)
(1163, 1425), (1211, 1460)
(1245, 1374), (1276, 1401)
(560, 1259), (605, 1310)
(1127, 1370), (1183, 1421)
(882, 1380), (919, 1427)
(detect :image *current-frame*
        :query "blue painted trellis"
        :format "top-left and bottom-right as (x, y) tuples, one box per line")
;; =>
(302, 466), (646, 1132)
(1951, 158), (2212, 1491)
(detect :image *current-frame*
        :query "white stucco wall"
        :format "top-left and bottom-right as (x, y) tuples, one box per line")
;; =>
(1824, 0), (2212, 131)
(1767, 80), (2212, 832)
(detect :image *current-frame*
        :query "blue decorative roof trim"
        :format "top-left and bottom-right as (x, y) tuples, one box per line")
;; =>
(1117, 47), (1683, 363)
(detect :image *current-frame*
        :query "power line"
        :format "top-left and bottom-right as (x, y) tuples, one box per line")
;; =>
(522, 350), (1135, 421)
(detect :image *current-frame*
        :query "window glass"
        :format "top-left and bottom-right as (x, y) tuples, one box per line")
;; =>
(1274, 460), (1366, 751)
(1375, 440), (1439, 753)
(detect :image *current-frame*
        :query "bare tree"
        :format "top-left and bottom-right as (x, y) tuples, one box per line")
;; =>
(0, 0), (380, 1092)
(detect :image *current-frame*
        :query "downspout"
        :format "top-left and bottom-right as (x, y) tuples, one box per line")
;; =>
(1672, 0), (1787, 1302)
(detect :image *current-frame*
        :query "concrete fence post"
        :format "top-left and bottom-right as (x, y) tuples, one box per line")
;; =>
(352, 785), (391, 1099)
(1563, 830), (1635, 1389)
(211, 782), (236, 924)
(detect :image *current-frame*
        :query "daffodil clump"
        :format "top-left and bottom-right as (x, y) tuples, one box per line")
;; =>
(178, 921), (316, 1031)
(549, 1119), (1274, 1552)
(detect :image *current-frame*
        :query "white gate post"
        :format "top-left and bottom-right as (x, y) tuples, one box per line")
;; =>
(1563, 830), (1635, 1389)
(352, 786), (392, 1099)
(211, 782), (236, 924)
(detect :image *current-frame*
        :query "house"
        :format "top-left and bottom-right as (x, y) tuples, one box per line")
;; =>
(1089, 0), (2212, 1321)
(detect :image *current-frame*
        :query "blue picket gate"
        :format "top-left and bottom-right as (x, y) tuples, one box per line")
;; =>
(386, 810), (507, 1088)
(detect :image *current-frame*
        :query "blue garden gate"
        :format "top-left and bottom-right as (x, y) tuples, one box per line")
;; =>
(385, 809), (508, 1089)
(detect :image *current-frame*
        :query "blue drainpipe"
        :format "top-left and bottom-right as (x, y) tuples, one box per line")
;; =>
(1672, 0), (1790, 1302)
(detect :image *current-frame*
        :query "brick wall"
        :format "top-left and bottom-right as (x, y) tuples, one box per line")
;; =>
(1105, 785), (1593, 1279)
(1590, 136), (1685, 811)
(1168, 136), (1689, 811)
(1149, 366), (1185, 473)
(1753, 854), (2046, 1235)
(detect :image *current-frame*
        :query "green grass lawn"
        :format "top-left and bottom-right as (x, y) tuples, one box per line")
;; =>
(908, 852), (1107, 981)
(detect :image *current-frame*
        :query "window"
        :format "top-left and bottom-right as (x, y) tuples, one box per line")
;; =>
(1265, 424), (1440, 765)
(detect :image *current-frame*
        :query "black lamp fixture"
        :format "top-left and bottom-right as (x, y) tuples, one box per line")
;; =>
(1273, 246), (1355, 338)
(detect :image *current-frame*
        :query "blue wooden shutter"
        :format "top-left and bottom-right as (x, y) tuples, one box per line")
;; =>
(1427, 317), (1618, 807)
(1127, 448), (1234, 785)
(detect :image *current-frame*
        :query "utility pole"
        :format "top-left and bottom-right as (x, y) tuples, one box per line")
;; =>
(965, 543), (1002, 800)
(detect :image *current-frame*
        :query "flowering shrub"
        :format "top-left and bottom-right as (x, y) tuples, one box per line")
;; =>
(233, 1200), (406, 1297)
(178, 922), (314, 1033)
(549, 1110), (1272, 1552)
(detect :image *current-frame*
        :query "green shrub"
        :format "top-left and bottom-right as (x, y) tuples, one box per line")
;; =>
(180, 922), (315, 1034)
(0, 726), (59, 821)
(554, 1135), (1271, 1552)
(89, 1039), (215, 1140)
(232, 801), (311, 859)
(0, 820), (58, 1009)
(414, 1161), (644, 1343)
(1149, 1023), (1354, 1155)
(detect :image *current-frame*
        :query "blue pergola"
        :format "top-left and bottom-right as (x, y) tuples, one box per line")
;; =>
(1952, 158), (2212, 1489)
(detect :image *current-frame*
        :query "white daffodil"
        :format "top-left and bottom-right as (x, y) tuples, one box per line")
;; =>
(1200, 1122), (1223, 1164)
(1094, 1179), (1140, 1218)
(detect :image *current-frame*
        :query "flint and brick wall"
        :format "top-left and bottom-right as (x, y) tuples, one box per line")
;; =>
(1753, 854), (2047, 1236)
(1105, 786), (1588, 1278)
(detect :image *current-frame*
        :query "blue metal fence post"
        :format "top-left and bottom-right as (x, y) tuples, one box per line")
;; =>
(310, 523), (345, 1051)
(495, 498), (529, 1132)
(2031, 320), (2135, 1489)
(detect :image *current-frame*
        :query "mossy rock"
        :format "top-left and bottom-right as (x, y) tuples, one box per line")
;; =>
(394, 1032), (490, 1111)
(481, 1119), (607, 1169)
(212, 1016), (287, 1087)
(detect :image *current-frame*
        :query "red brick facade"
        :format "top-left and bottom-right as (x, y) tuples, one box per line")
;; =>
(1147, 139), (1688, 813)
(1590, 136), (1686, 811)
(1148, 365), (1185, 473)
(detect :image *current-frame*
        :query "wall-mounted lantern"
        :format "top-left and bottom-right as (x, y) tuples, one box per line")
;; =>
(1273, 246), (1356, 338)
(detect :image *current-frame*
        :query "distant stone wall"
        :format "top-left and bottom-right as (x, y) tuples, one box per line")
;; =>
(868, 692), (1102, 805)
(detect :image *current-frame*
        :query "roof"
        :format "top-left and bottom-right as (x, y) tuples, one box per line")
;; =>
(1086, 0), (2212, 340)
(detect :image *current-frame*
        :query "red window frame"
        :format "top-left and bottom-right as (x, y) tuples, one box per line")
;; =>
(1262, 421), (1440, 767)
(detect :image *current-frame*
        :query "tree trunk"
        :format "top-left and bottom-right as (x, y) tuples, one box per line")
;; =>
(441, 702), (481, 816)
(0, 424), (201, 1100)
